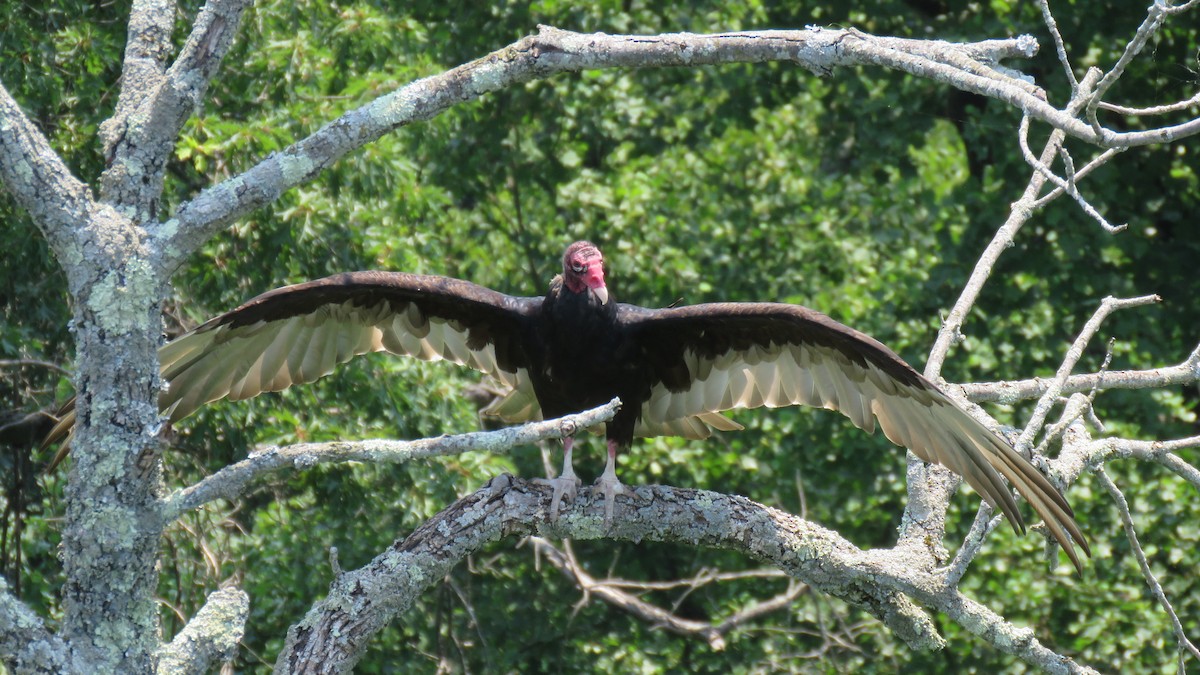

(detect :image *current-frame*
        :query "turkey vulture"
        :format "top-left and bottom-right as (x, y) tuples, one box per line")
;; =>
(44, 241), (1088, 571)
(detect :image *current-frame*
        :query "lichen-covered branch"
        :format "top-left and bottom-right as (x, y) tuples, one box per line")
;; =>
(274, 478), (938, 673)
(162, 399), (621, 522)
(0, 575), (72, 672)
(0, 83), (96, 265)
(100, 0), (177, 153)
(156, 587), (250, 675)
(99, 0), (252, 217)
(274, 477), (1106, 673)
(908, 586), (1093, 674)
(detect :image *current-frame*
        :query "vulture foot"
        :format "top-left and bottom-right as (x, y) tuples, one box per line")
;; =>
(536, 438), (582, 519)
(595, 466), (626, 529)
(536, 472), (581, 520)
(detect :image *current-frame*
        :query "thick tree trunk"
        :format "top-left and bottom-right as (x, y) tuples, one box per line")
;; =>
(59, 210), (167, 670)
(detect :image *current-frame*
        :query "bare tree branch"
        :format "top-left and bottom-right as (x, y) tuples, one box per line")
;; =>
(925, 68), (1104, 377)
(153, 22), (1200, 274)
(162, 399), (622, 522)
(961, 342), (1200, 403)
(156, 587), (250, 675)
(156, 22), (1200, 274)
(274, 478), (1100, 674)
(563, 564), (789, 592)
(942, 504), (1004, 587)
(159, 26), (1058, 272)
(1098, 91), (1200, 116)
(101, 0), (178, 152)
(0, 83), (97, 261)
(0, 359), (72, 376)
(1094, 436), (1200, 492)
(1094, 468), (1200, 663)
(1035, 0), (1079, 92)
(99, 0), (252, 217)
(1085, 1), (1170, 132)
(1018, 113), (1125, 233)
(1031, 146), (1126, 209)
(1015, 294), (1161, 453)
(529, 537), (803, 650)
(908, 71), (1122, 566)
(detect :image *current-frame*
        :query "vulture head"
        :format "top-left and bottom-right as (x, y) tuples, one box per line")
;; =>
(561, 240), (608, 305)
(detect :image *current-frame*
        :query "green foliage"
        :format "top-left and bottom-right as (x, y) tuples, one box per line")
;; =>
(3, 0), (1198, 672)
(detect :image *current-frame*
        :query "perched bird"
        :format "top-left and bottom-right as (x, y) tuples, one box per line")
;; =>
(44, 241), (1088, 570)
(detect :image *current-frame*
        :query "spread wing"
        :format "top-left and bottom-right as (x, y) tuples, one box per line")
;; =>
(620, 302), (1089, 572)
(43, 272), (544, 462)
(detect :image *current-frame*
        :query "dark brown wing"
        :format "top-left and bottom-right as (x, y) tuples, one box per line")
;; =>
(43, 272), (545, 460)
(619, 302), (1089, 572)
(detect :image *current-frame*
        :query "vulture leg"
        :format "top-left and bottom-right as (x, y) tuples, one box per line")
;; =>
(596, 439), (627, 527)
(537, 437), (582, 518)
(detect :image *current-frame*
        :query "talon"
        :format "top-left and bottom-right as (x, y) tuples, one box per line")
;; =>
(536, 437), (581, 520)
(596, 439), (625, 529)
(595, 472), (626, 528)
(535, 473), (581, 518)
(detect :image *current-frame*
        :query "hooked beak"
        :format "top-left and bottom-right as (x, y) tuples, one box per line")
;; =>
(589, 283), (609, 304)
(583, 262), (608, 304)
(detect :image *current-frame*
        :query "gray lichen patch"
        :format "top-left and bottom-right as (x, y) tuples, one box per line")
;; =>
(87, 261), (158, 333)
(277, 152), (315, 186)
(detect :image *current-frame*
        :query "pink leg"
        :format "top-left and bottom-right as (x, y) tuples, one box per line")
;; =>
(594, 439), (626, 526)
(536, 436), (582, 518)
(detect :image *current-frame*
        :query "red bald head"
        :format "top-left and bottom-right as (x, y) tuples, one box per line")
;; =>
(562, 241), (608, 304)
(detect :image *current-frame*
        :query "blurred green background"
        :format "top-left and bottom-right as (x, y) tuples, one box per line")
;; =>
(2, 0), (1197, 671)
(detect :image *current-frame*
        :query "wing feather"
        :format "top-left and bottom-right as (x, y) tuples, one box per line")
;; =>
(44, 272), (542, 454)
(620, 301), (1089, 571)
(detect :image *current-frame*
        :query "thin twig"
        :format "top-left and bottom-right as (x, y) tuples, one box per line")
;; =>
(1085, 2), (1170, 132)
(1096, 436), (1200, 492)
(1034, 0), (1078, 93)
(0, 359), (72, 376)
(942, 504), (1004, 586)
(1018, 113), (1125, 232)
(1165, 0), (1200, 14)
(529, 537), (807, 650)
(588, 568), (789, 592)
(1094, 468), (1200, 662)
(1031, 147), (1125, 209)
(1098, 91), (1200, 116)
(1016, 295), (1160, 453)
(445, 574), (490, 652)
